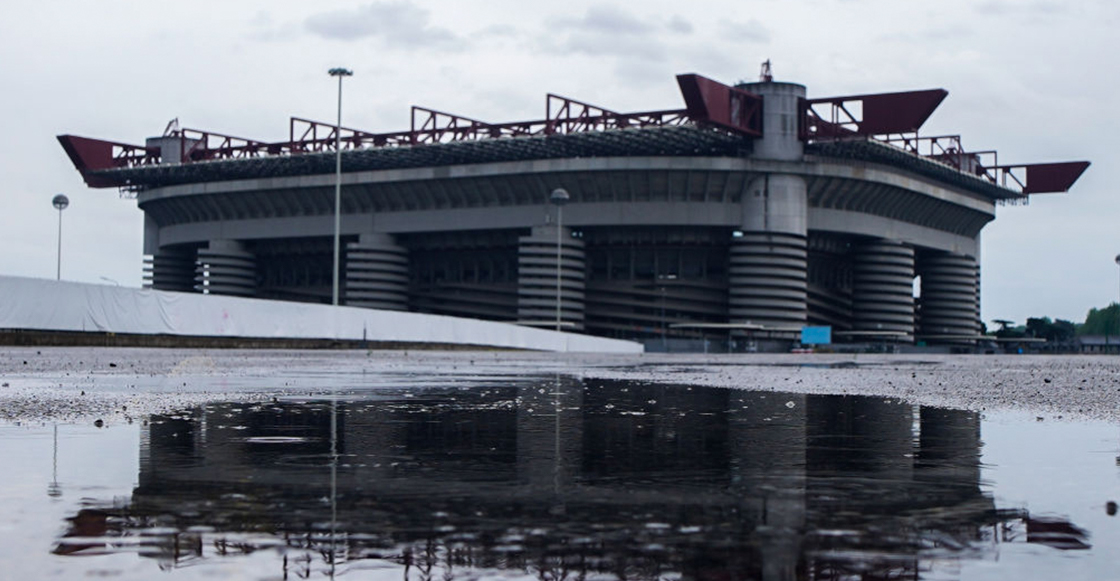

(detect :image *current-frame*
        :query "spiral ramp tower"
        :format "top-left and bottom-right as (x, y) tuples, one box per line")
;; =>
(344, 234), (409, 311)
(918, 253), (980, 343)
(517, 226), (586, 331)
(195, 240), (256, 297)
(851, 240), (916, 342)
(729, 232), (807, 331)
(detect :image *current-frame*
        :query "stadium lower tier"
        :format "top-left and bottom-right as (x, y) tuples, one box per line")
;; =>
(144, 227), (979, 345)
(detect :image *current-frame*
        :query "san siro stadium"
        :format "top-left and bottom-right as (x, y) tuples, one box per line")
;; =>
(59, 66), (1088, 350)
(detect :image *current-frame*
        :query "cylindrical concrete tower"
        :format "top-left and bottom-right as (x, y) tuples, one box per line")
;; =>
(345, 233), (409, 311)
(852, 240), (916, 341)
(196, 240), (256, 297)
(730, 81), (809, 331)
(919, 252), (980, 342)
(145, 248), (196, 292)
(518, 225), (586, 330)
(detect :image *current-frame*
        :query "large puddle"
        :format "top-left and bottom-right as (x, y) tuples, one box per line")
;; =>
(2, 378), (1117, 580)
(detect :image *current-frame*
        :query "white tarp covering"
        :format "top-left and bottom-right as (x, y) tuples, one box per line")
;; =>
(0, 276), (642, 353)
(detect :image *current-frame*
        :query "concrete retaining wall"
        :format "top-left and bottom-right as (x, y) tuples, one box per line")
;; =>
(0, 276), (642, 353)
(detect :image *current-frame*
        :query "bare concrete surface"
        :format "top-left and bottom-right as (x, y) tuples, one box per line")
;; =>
(2, 347), (1119, 425)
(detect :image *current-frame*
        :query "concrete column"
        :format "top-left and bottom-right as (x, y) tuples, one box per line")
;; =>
(144, 248), (196, 292)
(851, 240), (915, 341)
(731, 174), (809, 330)
(195, 240), (256, 297)
(728, 81), (809, 334)
(919, 252), (980, 343)
(345, 233), (409, 311)
(518, 225), (586, 330)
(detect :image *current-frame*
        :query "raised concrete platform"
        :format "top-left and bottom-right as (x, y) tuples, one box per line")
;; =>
(0, 276), (642, 353)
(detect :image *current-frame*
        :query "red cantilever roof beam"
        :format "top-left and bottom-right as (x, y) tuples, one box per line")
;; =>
(802, 89), (949, 140)
(676, 74), (763, 137)
(804, 88), (1090, 195)
(987, 161), (1091, 194)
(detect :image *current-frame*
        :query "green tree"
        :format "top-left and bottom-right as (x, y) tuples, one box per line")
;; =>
(991, 319), (1025, 339)
(1078, 303), (1120, 336)
(1025, 317), (1077, 343)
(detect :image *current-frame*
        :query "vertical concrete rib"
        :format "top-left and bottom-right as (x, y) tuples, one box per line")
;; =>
(195, 240), (256, 297)
(345, 233), (409, 311)
(144, 248), (197, 292)
(851, 240), (915, 341)
(729, 232), (807, 328)
(919, 252), (980, 342)
(518, 225), (586, 330)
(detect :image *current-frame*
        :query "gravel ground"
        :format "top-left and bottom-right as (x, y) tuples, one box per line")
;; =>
(2, 347), (1119, 425)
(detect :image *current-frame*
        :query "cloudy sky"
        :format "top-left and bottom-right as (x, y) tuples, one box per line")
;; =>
(1, 0), (1115, 325)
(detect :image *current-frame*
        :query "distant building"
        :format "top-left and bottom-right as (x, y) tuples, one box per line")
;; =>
(1076, 336), (1120, 354)
(59, 70), (1088, 349)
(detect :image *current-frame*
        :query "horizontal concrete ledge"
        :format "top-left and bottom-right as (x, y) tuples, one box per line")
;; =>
(0, 330), (512, 351)
(0, 275), (642, 354)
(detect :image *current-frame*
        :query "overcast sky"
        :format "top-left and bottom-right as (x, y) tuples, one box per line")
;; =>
(1, 0), (1116, 325)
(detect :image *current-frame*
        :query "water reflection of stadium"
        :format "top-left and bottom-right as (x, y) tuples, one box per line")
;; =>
(56, 380), (1088, 579)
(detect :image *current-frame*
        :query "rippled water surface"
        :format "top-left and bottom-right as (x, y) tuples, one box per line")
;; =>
(2, 378), (1117, 580)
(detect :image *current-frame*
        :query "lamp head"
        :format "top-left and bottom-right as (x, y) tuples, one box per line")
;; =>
(52, 194), (69, 211)
(328, 68), (354, 77)
(550, 188), (570, 206)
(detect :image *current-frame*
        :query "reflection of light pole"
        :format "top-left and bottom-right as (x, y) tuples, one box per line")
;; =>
(52, 194), (69, 280)
(329, 389), (338, 578)
(550, 188), (570, 332)
(329, 67), (353, 306)
(48, 424), (61, 498)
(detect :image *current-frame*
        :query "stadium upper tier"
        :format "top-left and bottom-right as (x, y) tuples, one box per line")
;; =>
(59, 73), (1086, 199)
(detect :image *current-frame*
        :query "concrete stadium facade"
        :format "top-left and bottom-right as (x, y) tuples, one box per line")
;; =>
(60, 75), (1088, 348)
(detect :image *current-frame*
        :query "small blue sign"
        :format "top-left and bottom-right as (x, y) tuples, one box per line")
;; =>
(801, 326), (832, 345)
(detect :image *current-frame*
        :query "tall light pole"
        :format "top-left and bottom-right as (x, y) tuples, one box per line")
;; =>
(550, 188), (570, 332)
(329, 67), (353, 306)
(52, 194), (69, 280)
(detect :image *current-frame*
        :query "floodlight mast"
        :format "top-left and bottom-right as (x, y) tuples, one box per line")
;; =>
(52, 194), (69, 280)
(328, 68), (353, 306)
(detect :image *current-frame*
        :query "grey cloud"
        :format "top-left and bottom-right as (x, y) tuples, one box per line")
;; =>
(975, 1), (1065, 15)
(667, 15), (694, 35)
(719, 19), (771, 43)
(305, 1), (461, 50)
(540, 6), (677, 60)
(551, 5), (654, 35)
(553, 32), (666, 60)
(246, 12), (300, 43)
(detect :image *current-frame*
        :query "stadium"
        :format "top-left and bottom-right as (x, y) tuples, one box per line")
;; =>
(58, 66), (1088, 349)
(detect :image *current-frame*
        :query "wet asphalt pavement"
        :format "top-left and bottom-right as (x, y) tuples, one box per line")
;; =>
(2, 348), (1119, 425)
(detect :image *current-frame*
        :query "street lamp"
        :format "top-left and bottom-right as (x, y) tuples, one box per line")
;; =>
(329, 67), (353, 306)
(52, 194), (69, 280)
(550, 188), (570, 332)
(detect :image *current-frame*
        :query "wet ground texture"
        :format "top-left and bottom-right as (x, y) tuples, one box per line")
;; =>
(1, 349), (1118, 580)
